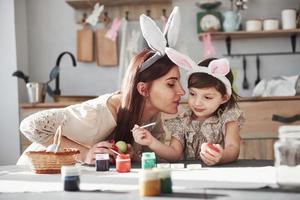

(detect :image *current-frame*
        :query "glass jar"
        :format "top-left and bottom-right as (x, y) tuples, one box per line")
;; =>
(61, 166), (80, 191)
(154, 168), (172, 194)
(141, 152), (156, 169)
(139, 170), (160, 196)
(116, 154), (131, 173)
(96, 153), (110, 171)
(274, 125), (300, 189)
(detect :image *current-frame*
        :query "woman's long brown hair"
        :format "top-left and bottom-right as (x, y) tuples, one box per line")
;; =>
(113, 49), (176, 144)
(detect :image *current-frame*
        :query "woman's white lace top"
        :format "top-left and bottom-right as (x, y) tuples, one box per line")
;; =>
(20, 93), (117, 148)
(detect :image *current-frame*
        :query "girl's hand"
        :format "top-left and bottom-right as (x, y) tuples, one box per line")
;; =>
(131, 124), (154, 146)
(84, 141), (114, 165)
(200, 143), (224, 166)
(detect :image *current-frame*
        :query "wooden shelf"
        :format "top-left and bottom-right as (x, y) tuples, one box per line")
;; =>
(65, 0), (171, 9)
(199, 29), (300, 40)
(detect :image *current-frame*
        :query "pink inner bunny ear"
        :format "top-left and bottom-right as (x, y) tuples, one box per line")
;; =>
(208, 58), (230, 75)
(165, 48), (195, 70)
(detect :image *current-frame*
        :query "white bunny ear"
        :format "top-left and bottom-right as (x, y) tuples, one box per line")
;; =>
(208, 58), (230, 76)
(140, 14), (166, 55)
(165, 48), (196, 71)
(163, 6), (180, 48)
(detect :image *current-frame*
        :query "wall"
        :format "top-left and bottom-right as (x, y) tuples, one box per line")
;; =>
(0, 0), (20, 165)
(25, 0), (119, 102)
(21, 0), (299, 101)
(173, 0), (300, 97)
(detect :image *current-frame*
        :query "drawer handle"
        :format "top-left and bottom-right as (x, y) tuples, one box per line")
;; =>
(272, 114), (300, 124)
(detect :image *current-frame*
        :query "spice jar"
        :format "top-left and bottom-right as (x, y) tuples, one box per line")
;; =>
(274, 125), (300, 189)
(141, 152), (156, 169)
(61, 166), (80, 191)
(139, 170), (160, 196)
(96, 153), (110, 171)
(116, 154), (131, 173)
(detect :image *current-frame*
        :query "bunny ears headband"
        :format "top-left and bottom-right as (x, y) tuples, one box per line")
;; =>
(165, 48), (232, 97)
(139, 6), (180, 72)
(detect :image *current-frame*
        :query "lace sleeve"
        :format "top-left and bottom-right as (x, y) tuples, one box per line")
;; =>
(20, 108), (68, 144)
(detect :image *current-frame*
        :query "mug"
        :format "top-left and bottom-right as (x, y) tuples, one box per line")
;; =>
(281, 9), (296, 30)
(263, 19), (279, 31)
(26, 82), (46, 103)
(246, 19), (262, 31)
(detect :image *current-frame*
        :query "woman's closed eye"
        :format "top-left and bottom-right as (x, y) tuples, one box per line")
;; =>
(166, 81), (176, 88)
(167, 83), (175, 87)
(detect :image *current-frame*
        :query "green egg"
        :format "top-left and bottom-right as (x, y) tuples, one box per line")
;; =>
(115, 141), (127, 153)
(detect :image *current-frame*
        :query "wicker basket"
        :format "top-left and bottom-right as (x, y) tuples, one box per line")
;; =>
(26, 126), (80, 174)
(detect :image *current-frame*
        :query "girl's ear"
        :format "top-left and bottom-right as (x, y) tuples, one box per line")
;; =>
(137, 82), (149, 97)
(221, 94), (230, 104)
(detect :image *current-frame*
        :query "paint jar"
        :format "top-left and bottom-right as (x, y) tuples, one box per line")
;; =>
(141, 152), (156, 169)
(274, 125), (300, 189)
(96, 153), (110, 171)
(139, 170), (160, 196)
(116, 154), (131, 173)
(61, 166), (80, 191)
(154, 168), (172, 194)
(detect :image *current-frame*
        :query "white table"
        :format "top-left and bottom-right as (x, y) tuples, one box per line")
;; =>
(0, 160), (300, 200)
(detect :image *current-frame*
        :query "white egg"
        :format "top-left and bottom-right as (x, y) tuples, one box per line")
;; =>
(46, 144), (57, 152)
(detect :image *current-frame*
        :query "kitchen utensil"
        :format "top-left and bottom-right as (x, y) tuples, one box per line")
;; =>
(255, 55), (261, 85)
(26, 82), (47, 103)
(263, 19), (279, 31)
(77, 27), (94, 62)
(246, 19), (262, 31)
(45, 66), (60, 98)
(223, 11), (241, 32)
(242, 56), (249, 89)
(96, 28), (118, 66)
(46, 65), (60, 84)
(281, 9), (297, 30)
(12, 70), (29, 83)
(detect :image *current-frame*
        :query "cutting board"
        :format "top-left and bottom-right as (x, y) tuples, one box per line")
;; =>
(96, 28), (118, 66)
(77, 27), (94, 62)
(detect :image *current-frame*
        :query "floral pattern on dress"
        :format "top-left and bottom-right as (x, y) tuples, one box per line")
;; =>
(164, 107), (245, 160)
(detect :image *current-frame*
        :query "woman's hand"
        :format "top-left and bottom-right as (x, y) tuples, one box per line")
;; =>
(200, 143), (224, 166)
(131, 125), (154, 146)
(84, 141), (114, 165)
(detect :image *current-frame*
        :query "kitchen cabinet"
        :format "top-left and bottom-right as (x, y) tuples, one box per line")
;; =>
(199, 29), (300, 55)
(65, 0), (171, 8)
(65, 0), (171, 21)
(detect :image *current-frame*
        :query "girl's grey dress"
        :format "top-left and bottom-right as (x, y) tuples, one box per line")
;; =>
(164, 107), (245, 160)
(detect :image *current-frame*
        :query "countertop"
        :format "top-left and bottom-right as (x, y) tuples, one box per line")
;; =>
(20, 96), (300, 109)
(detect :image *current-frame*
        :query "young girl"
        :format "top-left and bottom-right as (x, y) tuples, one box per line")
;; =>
(132, 50), (245, 166)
